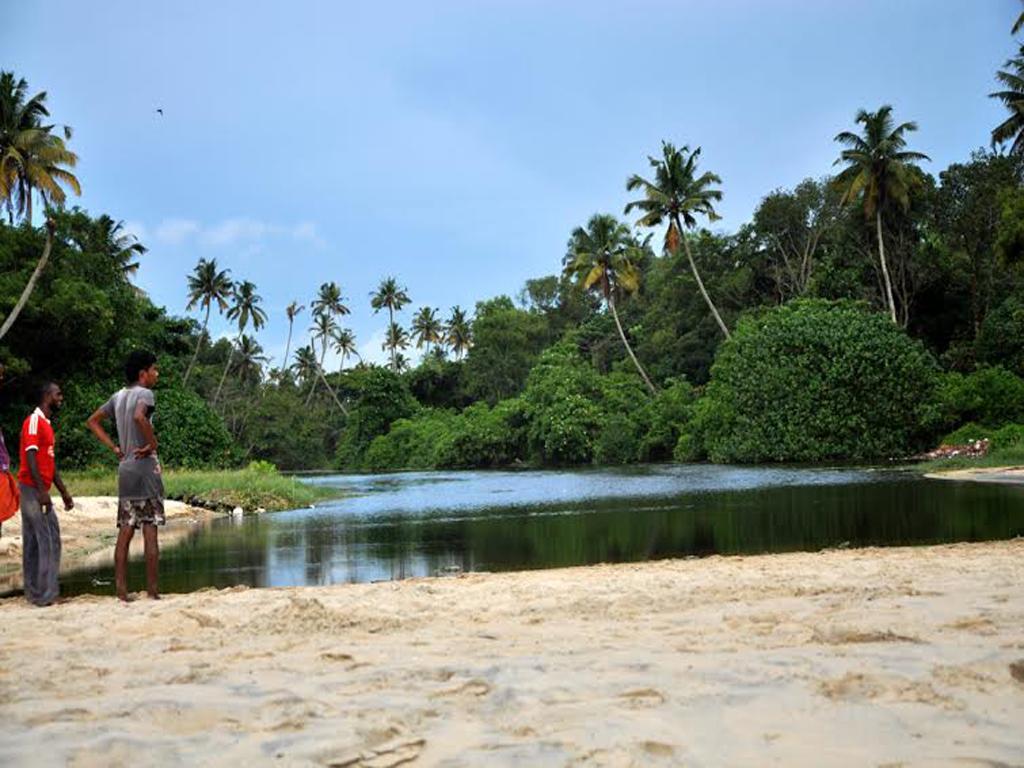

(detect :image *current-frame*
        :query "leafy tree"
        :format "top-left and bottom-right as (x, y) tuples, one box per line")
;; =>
(464, 296), (547, 403)
(832, 105), (930, 322)
(626, 141), (731, 338)
(183, 258), (232, 384)
(214, 280), (267, 403)
(335, 367), (418, 467)
(564, 213), (657, 394)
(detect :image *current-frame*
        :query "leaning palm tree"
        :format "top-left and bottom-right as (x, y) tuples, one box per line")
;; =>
(625, 142), (731, 339)
(304, 310), (338, 405)
(0, 218), (54, 342)
(214, 280), (267, 403)
(832, 105), (930, 323)
(565, 214), (657, 394)
(282, 301), (304, 372)
(371, 276), (410, 370)
(383, 322), (410, 367)
(411, 306), (443, 354)
(234, 335), (269, 389)
(445, 306), (472, 360)
(991, 45), (1024, 156)
(183, 258), (233, 385)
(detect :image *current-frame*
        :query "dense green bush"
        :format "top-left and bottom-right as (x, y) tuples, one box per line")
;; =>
(437, 399), (526, 468)
(335, 367), (419, 468)
(976, 296), (1024, 376)
(937, 366), (1024, 428)
(637, 379), (696, 461)
(698, 299), (942, 462)
(942, 422), (1024, 451)
(363, 409), (458, 471)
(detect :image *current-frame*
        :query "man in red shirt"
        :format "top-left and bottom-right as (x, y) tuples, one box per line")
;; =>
(19, 382), (74, 606)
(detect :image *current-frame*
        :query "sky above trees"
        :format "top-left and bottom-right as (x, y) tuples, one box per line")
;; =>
(4, 0), (1012, 367)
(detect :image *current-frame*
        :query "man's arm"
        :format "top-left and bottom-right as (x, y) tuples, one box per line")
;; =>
(86, 407), (123, 460)
(25, 450), (52, 510)
(133, 401), (158, 458)
(52, 465), (73, 511)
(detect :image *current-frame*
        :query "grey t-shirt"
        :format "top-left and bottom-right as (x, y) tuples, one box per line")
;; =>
(101, 386), (164, 500)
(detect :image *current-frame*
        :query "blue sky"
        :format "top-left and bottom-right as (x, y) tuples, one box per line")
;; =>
(4, 0), (1015, 368)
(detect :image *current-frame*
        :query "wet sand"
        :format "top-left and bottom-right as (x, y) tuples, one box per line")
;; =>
(0, 497), (213, 593)
(925, 466), (1024, 485)
(1, 539), (1022, 766)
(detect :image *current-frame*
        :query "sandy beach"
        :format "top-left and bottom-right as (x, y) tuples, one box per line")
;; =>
(925, 466), (1024, 484)
(0, 497), (213, 593)
(1, 536), (1022, 766)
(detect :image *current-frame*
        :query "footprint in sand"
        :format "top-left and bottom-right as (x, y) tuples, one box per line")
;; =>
(432, 678), (492, 698)
(322, 737), (426, 767)
(617, 688), (666, 708)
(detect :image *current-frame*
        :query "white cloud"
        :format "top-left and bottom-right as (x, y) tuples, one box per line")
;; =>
(155, 218), (200, 245)
(356, 328), (391, 367)
(291, 221), (327, 250)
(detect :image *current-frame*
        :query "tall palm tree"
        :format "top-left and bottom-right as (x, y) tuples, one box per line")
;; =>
(0, 218), (54, 342)
(371, 276), (410, 370)
(832, 105), (930, 323)
(1013, 3), (1023, 35)
(214, 280), (267, 403)
(282, 301), (304, 372)
(310, 281), (350, 320)
(565, 214), (657, 394)
(411, 306), (443, 354)
(234, 335), (269, 388)
(625, 142), (731, 339)
(446, 306), (472, 360)
(92, 214), (147, 279)
(291, 345), (319, 389)
(183, 258), (233, 385)
(0, 72), (80, 224)
(304, 310), (338, 405)
(991, 45), (1024, 156)
(383, 322), (410, 367)
(332, 327), (358, 373)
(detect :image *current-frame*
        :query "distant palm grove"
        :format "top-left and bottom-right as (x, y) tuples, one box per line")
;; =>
(4, 12), (1024, 471)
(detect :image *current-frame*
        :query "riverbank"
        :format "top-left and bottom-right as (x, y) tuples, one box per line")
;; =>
(63, 466), (341, 512)
(2, 539), (1022, 765)
(925, 466), (1024, 484)
(0, 497), (214, 592)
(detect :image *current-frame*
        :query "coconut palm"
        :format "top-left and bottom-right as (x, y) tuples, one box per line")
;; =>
(183, 258), (233, 385)
(214, 280), (267, 403)
(446, 306), (472, 360)
(383, 322), (410, 366)
(234, 335), (269, 388)
(565, 214), (657, 394)
(371, 276), (410, 370)
(991, 45), (1024, 156)
(304, 310), (339, 405)
(332, 327), (358, 372)
(0, 218), (54, 342)
(282, 301), (304, 372)
(411, 306), (443, 354)
(91, 214), (147, 279)
(1014, 4), (1023, 35)
(311, 281), (350, 320)
(291, 345), (319, 388)
(625, 142), (731, 339)
(0, 72), (81, 223)
(832, 105), (930, 323)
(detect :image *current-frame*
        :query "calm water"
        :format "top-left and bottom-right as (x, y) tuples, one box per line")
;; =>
(60, 465), (1024, 595)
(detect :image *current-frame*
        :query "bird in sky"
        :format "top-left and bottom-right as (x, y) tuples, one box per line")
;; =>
(156, 108), (163, 116)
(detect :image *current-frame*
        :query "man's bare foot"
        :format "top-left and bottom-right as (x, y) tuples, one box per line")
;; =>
(147, 592), (160, 600)
(117, 592), (136, 603)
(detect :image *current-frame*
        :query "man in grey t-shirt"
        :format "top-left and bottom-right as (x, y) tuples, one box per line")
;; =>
(87, 350), (164, 601)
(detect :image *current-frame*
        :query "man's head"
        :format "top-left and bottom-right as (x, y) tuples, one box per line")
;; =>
(39, 382), (63, 414)
(125, 350), (159, 387)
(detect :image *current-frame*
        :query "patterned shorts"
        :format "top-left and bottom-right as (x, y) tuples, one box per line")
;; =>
(117, 498), (166, 529)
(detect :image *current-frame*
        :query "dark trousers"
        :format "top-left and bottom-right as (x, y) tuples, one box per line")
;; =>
(20, 484), (61, 606)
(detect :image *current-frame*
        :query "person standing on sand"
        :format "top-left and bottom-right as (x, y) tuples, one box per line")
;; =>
(86, 351), (164, 602)
(18, 382), (75, 606)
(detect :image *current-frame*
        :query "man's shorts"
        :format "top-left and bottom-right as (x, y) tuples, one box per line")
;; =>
(117, 498), (166, 529)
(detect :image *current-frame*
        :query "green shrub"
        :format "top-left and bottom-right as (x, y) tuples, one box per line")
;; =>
(363, 410), (457, 471)
(637, 378), (696, 461)
(335, 367), (419, 468)
(699, 299), (941, 462)
(941, 422), (992, 445)
(437, 399), (526, 468)
(993, 423), (1024, 450)
(937, 366), (1024, 428)
(594, 413), (641, 464)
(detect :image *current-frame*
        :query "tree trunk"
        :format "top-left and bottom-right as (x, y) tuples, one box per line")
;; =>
(876, 211), (898, 323)
(388, 306), (396, 371)
(24, 183), (32, 225)
(607, 293), (657, 395)
(213, 334), (238, 404)
(183, 303), (211, 385)
(676, 217), (731, 339)
(0, 221), (54, 342)
(317, 364), (349, 416)
(282, 319), (294, 373)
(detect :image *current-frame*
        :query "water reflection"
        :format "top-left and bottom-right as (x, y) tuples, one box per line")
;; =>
(60, 466), (1024, 596)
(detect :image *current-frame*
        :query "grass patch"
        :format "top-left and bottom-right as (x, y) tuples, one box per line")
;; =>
(63, 467), (342, 512)
(917, 445), (1024, 473)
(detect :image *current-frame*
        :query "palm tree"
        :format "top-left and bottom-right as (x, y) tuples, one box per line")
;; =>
(371, 276), (410, 370)
(291, 345), (319, 389)
(304, 310), (338, 405)
(411, 306), (443, 354)
(832, 105), (930, 323)
(0, 218), (54, 342)
(214, 280), (267, 403)
(991, 45), (1024, 156)
(625, 142), (731, 339)
(565, 214), (657, 394)
(92, 214), (147, 279)
(446, 306), (472, 360)
(1013, 3), (1023, 35)
(234, 335), (269, 388)
(383, 322), (410, 366)
(311, 281), (350, 320)
(183, 258), (233, 385)
(0, 72), (80, 224)
(332, 327), (358, 373)
(282, 301), (304, 372)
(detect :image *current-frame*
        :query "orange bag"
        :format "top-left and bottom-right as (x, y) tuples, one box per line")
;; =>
(0, 470), (19, 524)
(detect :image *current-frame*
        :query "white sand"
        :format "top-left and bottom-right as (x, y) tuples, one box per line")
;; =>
(1, 539), (1022, 766)
(925, 466), (1024, 484)
(0, 497), (211, 592)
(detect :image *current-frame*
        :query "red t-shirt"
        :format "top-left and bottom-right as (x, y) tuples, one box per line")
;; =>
(18, 408), (55, 491)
